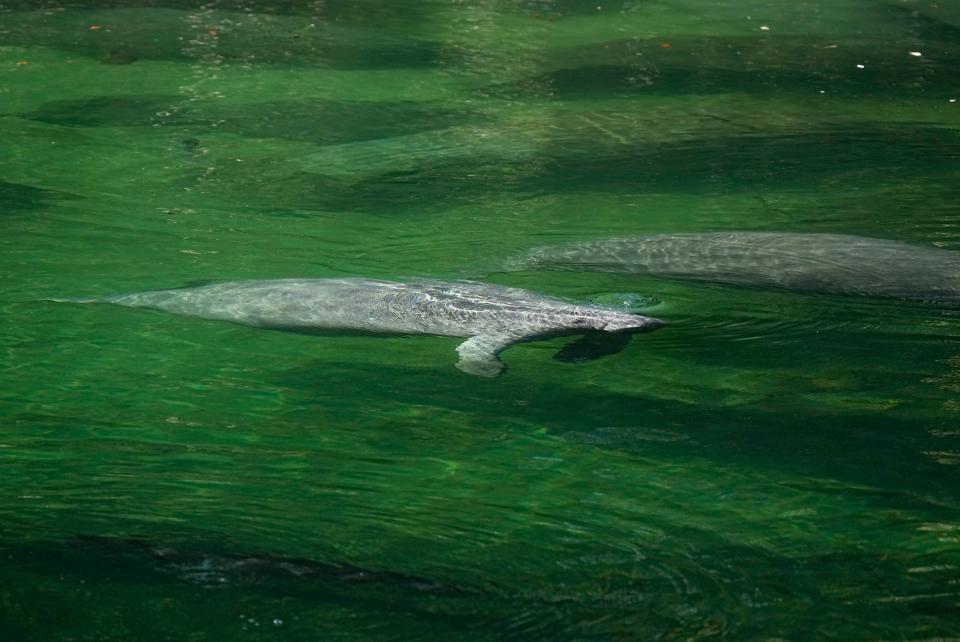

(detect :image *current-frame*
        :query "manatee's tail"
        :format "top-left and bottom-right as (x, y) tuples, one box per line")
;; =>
(471, 246), (540, 277)
(498, 250), (534, 273)
(43, 295), (116, 304)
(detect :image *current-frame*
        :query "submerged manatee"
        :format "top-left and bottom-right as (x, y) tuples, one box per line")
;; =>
(513, 233), (960, 302)
(66, 278), (663, 377)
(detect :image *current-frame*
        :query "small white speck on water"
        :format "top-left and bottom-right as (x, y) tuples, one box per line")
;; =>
(273, 619), (284, 626)
(950, 99), (957, 103)
(909, 51), (922, 57)
(856, 64), (865, 69)
(760, 25), (770, 31)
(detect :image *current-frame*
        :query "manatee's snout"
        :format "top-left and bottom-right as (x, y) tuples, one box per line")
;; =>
(603, 314), (664, 333)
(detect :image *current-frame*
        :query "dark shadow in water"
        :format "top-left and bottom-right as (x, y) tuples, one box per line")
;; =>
(481, 58), (960, 99)
(273, 354), (958, 508)
(517, 0), (645, 18)
(0, 3), (446, 70)
(0, 179), (67, 216)
(18, 95), (180, 128)
(0, 0), (435, 21)
(880, 0), (960, 38)
(2, 530), (956, 640)
(100, 48), (139, 65)
(552, 331), (633, 363)
(52, 535), (482, 595)
(533, 125), (960, 192)
(19, 95), (478, 145)
(290, 123), (960, 212)
(482, 33), (960, 99)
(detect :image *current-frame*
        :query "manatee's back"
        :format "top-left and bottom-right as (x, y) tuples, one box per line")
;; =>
(106, 278), (565, 335)
(109, 279), (400, 329)
(367, 279), (584, 336)
(393, 279), (660, 335)
(523, 233), (960, 300)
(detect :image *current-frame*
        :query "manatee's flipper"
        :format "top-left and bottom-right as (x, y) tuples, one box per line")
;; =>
(554, 331), (633, 364)
(455, 333), (522, 377)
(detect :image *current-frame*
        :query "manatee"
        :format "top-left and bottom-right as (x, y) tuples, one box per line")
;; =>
(512, 232), (960, 302)
(64, 278), (663, 377)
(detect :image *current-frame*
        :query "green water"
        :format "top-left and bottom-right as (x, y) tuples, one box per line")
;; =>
(2, 1), (960, 639)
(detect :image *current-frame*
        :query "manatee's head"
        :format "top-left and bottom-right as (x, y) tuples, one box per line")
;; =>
(603, 312), (665, 333)
(573, 310), (665, 333)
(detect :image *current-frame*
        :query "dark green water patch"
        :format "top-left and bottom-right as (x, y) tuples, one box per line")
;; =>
(0, 5), (447, 70)
(0, 179), (68, 215)
(99, 47), (139, 65)
(2, 527), (958, 641)
(482, 51), (960, 99)
(881, 0), (960, 38)
(269, 348), (958, 502)
(288, 123), (960, 212)
(20, 96), (476, 145)
(50, 534), (481, 594)
(0, 0), (439, 22)
(532, 124), (960, 193)
(19, 95), (181, 128)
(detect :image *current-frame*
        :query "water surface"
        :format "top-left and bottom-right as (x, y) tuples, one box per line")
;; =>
(2, 1), (959, 639)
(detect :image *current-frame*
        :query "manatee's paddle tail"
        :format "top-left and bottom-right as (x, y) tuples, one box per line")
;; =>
(45, 296), (106, 304)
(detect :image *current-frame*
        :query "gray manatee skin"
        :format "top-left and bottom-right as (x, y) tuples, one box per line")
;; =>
(517, 233), (960, 302)
(97, 278), (663, 377)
